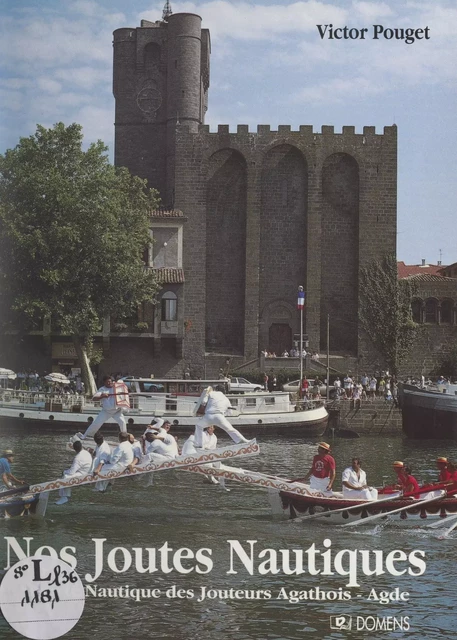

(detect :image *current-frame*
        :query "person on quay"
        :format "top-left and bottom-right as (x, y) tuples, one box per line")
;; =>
(93, 432), (134, 492)
(0, 450), (25, 491)
(194, 386), (250, 448)
(436, 457), (452, 483)
(55, 440), (92, 505)
(303, 442), (336, 493)
(76, 376), (130, 440)
(342, 458), (378, 500)
(300, 377), (309, 399)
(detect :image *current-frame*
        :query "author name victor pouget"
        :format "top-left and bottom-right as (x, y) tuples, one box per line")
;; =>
(317, 24), (430, 44)
(3, 537), (427, 589)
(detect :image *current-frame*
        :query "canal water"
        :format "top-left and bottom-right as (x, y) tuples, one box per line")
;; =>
(1, 427), (456, 639)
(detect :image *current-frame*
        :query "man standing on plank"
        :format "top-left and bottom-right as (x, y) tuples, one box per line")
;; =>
(194, 386), (249, 448)
(76, 375), (130, 440)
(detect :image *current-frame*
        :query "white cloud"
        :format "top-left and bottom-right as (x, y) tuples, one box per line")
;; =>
(292, 75), (385, 105)
(54, 66), (110, 90)
(351, 1), (394, 20)
(37, 78), (62, 94)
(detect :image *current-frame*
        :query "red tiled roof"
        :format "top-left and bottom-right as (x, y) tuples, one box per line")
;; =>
(153, 268), (185, 283)
(403, 273), (457, 282)
(397, 261), (448, 279)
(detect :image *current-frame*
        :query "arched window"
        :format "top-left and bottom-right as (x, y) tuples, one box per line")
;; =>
(411, 298), (422, 323)
(441, 299), (453, 324)
(161, 291), (177, 321)
(144, 42), (160, 69)
(425, 298), (438, 324)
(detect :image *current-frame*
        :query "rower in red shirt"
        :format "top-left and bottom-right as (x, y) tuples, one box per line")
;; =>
(436, 456), (452, 482)
(393, 461), (420, 496)
(304, 442), (336, 493)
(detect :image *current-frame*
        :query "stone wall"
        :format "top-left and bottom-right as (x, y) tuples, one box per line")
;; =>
(330, 399), (402, 436)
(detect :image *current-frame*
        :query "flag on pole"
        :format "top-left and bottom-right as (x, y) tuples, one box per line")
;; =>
(297, 288), (305, 310)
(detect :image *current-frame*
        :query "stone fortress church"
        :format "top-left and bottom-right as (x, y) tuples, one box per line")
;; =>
(108, 7), (398, 377)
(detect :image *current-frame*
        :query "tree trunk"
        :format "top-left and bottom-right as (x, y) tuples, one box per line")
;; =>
(72, 335), (97, 397)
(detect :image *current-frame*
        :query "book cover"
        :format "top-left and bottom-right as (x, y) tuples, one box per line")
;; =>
(0, 1), (456, 639)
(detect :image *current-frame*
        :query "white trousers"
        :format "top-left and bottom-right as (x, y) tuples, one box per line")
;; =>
(59, 471), (86, 498)
(93, 462), (128, 492)
(194, 413), (247, 447)
(343, 487), (378, 500)
(310, 475), (332, 493)
(83, 408), (127, 438)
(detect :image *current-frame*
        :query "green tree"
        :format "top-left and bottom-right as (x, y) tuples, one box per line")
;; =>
(359, 254), (419, 376)
(0, 123), (160, 395)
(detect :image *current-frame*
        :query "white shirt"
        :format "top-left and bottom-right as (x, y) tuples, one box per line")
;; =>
(130, 439), (143, 461)
(202, 432), (218, 450)
(110, 441), (134, 467)
(66, 450), (92, 477)
(92, 441), (111, 471)
(342, 466), (367, 490)
(146, 438), (176, 458)
(201, 389), (231, 415)
(93, 385), (117, 410)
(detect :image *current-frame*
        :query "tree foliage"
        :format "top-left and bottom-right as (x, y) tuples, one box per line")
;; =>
(433, 343), (457, 379)
(0, 123), (160, 393)
(359, 254), (419, 376)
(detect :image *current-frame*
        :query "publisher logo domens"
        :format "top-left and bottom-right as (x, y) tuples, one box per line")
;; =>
(330, 616), (410, 632)
(330, 615), (352, 630)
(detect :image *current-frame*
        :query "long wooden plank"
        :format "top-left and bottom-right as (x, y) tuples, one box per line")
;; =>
(182, 463), (321, 497)
(21, 441), (259, 495)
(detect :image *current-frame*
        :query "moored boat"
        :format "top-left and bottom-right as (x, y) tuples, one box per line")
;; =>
(398, 382), (457, 439)
(0, 490), (49, 519)
(0, 377), (328, 437)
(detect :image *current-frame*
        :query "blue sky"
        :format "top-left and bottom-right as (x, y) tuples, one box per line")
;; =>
(1, 0), (456, 264)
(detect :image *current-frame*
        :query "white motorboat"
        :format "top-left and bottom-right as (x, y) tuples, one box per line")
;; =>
(0, 378), (328, 437)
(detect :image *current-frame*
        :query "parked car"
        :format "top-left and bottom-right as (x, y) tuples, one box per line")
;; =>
(282, 378), (335, 397)
(229, 377), (263, 393)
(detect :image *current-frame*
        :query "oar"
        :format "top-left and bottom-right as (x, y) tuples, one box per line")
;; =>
(289, 492), (401, 524)
(0, 484), (31, 498)
(438, 518), (457, 539)
(427, 513), (457, 529)
(341, 490), (447, 527)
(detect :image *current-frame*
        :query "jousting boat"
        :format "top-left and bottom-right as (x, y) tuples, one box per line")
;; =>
(180, 464), (457, 525)
(1, 441), (260, 518)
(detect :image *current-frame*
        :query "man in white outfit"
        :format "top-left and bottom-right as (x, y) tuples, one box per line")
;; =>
(194, 387), (249, 447)
(55, 440), (92, 505)
(90, 432), (112, 492)
(144, 428), (178, 461)
(93, 432), (133, 492)
(77, 376), (129, 440)
(342, 458), (378, 500)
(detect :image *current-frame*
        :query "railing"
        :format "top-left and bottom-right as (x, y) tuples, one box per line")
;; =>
(0, 390), (87, 409)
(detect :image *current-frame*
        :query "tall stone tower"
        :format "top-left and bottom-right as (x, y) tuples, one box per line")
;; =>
(112, 9), (397, 378)
(113, 11), (210, 207)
